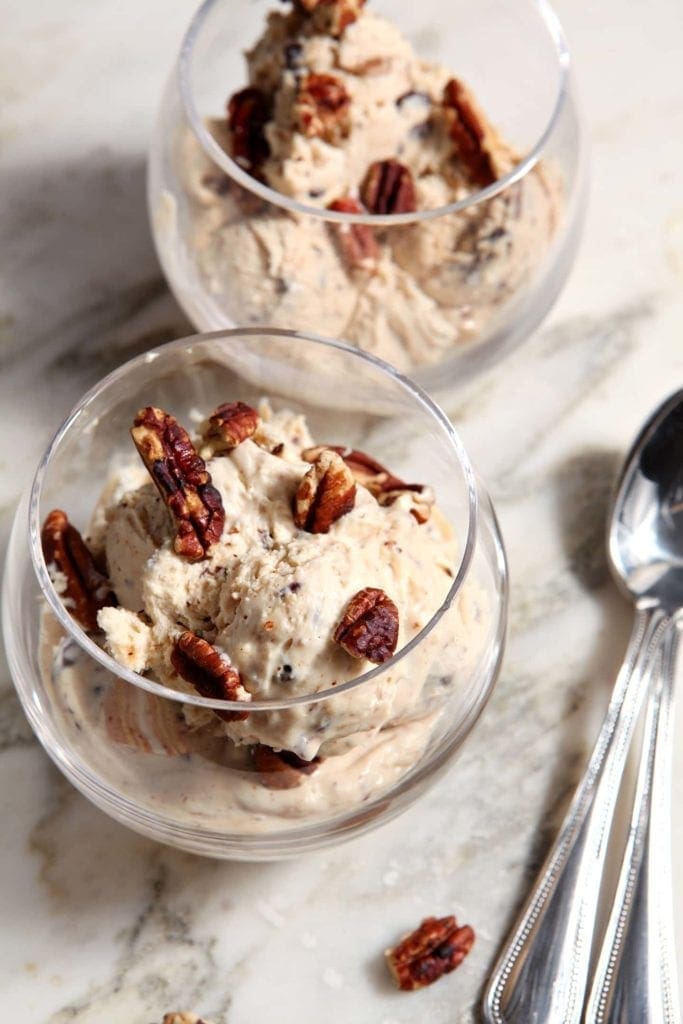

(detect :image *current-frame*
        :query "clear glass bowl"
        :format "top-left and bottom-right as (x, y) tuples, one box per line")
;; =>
(148, 0), (587, 396)
(3, 328), (507, 859)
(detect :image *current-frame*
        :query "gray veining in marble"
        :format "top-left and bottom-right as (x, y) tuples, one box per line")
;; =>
(2, 0), (683, 1021)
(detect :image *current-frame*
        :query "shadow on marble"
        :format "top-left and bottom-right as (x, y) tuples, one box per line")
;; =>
(361, 940), (397, 998)
(25, 759), (283, 913)
(470, 448), (634, 1019)
(552, 447), (623, 592)
(1, 152), (189, 364)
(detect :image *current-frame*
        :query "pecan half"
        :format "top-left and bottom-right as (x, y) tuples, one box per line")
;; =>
(386, 915), (475, 991)
(294, 0), (366, 37)
(227, 86), (272, 175)
(201, 401), (260, 456)
(295, 73), (351, 144)
(131, 407), (225, 561)
(293, 449), (356, 533)
(171, 631), (250, 722)
(442, 78), (496, 188)
(41, 509), (116, 631)
(361, 159), (417, 215)
(252, 744), (321, 789)
(328, 197), (379, 268)
(162, 1015), (211, 1024)
(302, 445), (432, 523)
(334, 587), (399, 664)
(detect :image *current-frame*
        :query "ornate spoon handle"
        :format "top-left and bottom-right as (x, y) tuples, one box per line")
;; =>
(483, 606), (669, 1024)
(585, 615), (680, 1023)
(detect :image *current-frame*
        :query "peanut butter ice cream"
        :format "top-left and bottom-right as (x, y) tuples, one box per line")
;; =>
(175, 0), (561, 370)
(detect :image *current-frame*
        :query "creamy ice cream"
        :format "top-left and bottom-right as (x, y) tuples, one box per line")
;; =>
(93, 402), (458, 759)
(175, 0), (561, 370)
(40, 398), (491, 830)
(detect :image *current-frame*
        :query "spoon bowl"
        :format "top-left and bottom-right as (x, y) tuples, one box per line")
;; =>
(610, 389), (683, 610)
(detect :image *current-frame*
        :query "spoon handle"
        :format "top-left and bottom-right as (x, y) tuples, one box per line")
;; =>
(483, 605), (669, 1024)
(585, 614), (680, 1023)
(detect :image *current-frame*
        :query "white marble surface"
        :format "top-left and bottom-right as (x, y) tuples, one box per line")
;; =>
(2, 0), (683, 1020)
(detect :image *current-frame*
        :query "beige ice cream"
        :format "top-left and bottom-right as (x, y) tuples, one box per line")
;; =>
(41, 399), (492, 830)
(93, 403), (461, 759)
(176, 0), (561, 371)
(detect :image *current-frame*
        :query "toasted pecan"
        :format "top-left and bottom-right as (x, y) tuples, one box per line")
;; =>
(41, 509), (116, 631)
(386, 915), (475, 991)
(171, 631), (250, 722)
(131, 406), (225, 561)
(442, 78), (497, 188)
(293, 449), (356, 533)
(202, 401), (260, 456)
(162, 1015), (212, 1024)
(252, 744), (321, 789)
(328, 196), (379, 267)
(334, 587), (399, 664)
(302, 445), (432, 522)
(294, 0), (366, 37)
(227, 86), (272, 174)
(295, 73), (351, 143)
(361, 159), (417, 215)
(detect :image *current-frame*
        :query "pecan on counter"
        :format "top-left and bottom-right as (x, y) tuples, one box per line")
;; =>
(227, 86), (272, 175)
(327, 196), (379, 268)
(442, 78), (497, 189)
(171, 631), (251, 722)
(252, 744), (321, 789)
(41, 509), (116, 631)
(386, 915), (475, 991)
(334, 587), (399, 664)
(361, 159), (417, 215)
(162, 1014), (213, 1024)
(294, 0), (366, 37)
(293, 449), (356, 533)
(200, 401), (260, 456)
(294, 73), (351, 144)
(131, 406), (225, 561)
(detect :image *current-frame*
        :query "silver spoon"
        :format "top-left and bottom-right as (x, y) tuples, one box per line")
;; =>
(483, 390), (683, 1024)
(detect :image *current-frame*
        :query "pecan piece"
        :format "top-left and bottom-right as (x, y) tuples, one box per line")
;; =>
(162, 1015), (212, 1024)
(227, 86), (272, 175)
(303, 445), (432, 523)
(171, 631), (250, 722)
(334, 587), (399, 664)
(442, 78), (496, 188)
(293, 449), (356, 533)
(386, 915), (475, 991)
(361, 159), (417, 215)
(328, 196), (379, 268)
(379, 486), (435, 525)
(252, 744), (320, 789)
(131, 407), (225, 561)
(202, 401), (260, 456)
(295, 73), (351, 144)
(41, 509), (116, 631)
(294, 0), (366, 37)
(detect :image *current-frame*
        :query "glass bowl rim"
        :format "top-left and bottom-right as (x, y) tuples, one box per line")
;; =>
(177, 0), (571, 227)
(29, 325), (488, 713)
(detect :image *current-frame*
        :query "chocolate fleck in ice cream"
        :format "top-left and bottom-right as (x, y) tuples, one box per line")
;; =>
(177, 0), (561, 370)
(40, 399), (489, 830)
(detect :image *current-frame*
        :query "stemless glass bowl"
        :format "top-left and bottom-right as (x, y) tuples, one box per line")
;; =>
(148, 0), (587, 397)
(3, 328), (507, 859)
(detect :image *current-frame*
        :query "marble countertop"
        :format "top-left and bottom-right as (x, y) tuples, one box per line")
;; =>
(2, 0), (683, 1020)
